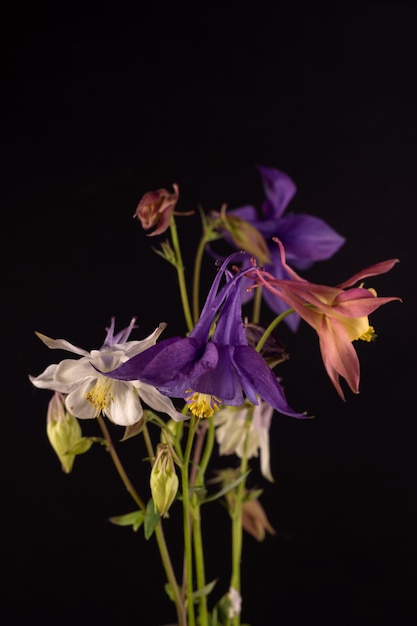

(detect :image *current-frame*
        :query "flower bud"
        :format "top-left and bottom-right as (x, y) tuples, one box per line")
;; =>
(242, 497), (276, 542)
(46, 391), (83, 473)
(133, 184), (179, 236)
(215, 206), (271, 264)
(150, 444), (179, 518)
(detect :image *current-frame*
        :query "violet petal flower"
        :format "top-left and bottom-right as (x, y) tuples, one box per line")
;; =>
(223, 165), (346, 329)
(104, 253), (307, 420)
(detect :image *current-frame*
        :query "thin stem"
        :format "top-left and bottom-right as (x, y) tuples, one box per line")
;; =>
(192, 234), (209, 325)
(199, 416), (215, 477)
(230, 418), (251, 626)
(170, 215), (194, 333)
(192, 494), (208, 626)
(189, 420), (210, 626)
(255, 307), (295, 353)
(252, 284), (263, 325)
(96, 413), (146, 511)
(97, 415), (186, 626)
(181, 415), (199, 626)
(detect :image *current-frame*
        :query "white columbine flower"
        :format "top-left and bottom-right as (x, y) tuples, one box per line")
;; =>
(214, 399), (274, 482)
(29, 317), (185, 426)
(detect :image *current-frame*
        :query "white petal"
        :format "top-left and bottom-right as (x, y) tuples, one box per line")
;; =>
(136, 382), (188, 421)
(65, 380), (97, 419)
(259, 427), (273, 482)
(34, 332), (90, 357)
(106, 381), (143, 426)
(29, 364), (74, 393)
(121, 323), (168, 358)
(55, 358), (96, 384)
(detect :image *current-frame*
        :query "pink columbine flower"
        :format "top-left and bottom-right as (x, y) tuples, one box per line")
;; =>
(253, 238), (401, 399)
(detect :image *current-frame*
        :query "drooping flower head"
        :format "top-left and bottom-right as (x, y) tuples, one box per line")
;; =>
(29, 317), (185, 425)
(46, 391), (83, 473)
(252, 238), (401, 399)
(103, 253), (307, 420)
(212, 165), (346, 330)
(134, 183), (180, 236)
(214, 400), (275, 482)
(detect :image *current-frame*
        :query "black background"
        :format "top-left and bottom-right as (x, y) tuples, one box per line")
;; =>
(2, 2), (416, 625)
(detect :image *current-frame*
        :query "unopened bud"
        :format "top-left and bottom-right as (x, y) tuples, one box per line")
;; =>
(134, 184), (179, 236)
(242, 497), (276, 542)
(150, 444), (179, 517)
(46, 391), (83, 473)
(216, 206), (271, 264)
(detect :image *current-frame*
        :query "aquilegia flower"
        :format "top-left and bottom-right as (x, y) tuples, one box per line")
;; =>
(213, 165), (346, 330)
(253, 238), (401, 399)
(103, 253), (307, 420)
(29, 317), (185, 425)
(214, 400), (275, 482)
(134, 183), (180, 236)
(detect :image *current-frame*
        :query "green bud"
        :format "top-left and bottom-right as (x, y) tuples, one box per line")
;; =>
(46, 391), (83, 474)
(216, 206), (271, 265)
(150, 444), (179, 518)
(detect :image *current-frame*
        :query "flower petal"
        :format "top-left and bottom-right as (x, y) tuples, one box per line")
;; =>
(233, 346), (307, 418)
(65, 380), (97, 419)
(257, 165), (297, 219)
(277, 213), (345, 269)
(136, 382), (187, 421)
(106, 381), (143, 425)
(34, 332), (90, 357)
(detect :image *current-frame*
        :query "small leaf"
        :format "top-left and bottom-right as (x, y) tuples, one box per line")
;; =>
(202, 470), (251, 504)
(191, 578), (217, 601)
(243, 488), (264, 502)
(164, 582), (182, 603)
(119, 421), (144, 441)
(144, 498), (161, 539)
(109, 510), (145, 532)
(66, 436), (104, 455)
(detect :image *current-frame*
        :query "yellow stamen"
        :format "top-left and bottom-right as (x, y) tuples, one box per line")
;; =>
(185, 391), (221, 418)
(85, 376), (114, 415)
(358, 325), (377, 342)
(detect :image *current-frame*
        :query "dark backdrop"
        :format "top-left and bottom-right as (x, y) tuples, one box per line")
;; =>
(2, 2), (416, 625)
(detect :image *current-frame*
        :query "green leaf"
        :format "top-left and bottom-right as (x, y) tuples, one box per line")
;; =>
(191, 578), (217, 601)
(109, 510), (145, 532)
(243, 488), (264, 502)
(164, 582), (182, 603)
(66, 436), (105, 455)
(202, 470), (251, 504)
(144, 498), (161, 539)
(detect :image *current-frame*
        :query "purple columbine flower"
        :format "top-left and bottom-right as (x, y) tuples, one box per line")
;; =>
(103, 253), (307, 420)
(214, 165), (346, 331)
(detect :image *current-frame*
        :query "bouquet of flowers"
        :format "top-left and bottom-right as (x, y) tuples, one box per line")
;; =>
(29, 165), (400, 626)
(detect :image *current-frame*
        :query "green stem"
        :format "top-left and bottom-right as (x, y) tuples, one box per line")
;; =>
(230, 418), (251, 626)
(199, 417), (215, 477)
(181, 415), (199, 626)
(255, 308), (295, 353)
(192, 233), (209, 325)
(252, 284), (263, 325)
(192, 494), (208, 626)
(189, 420), (212, 626)
(96, 414), (146, 511)
(170, 215), (194, 333)
(97, 415), (186, 626)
